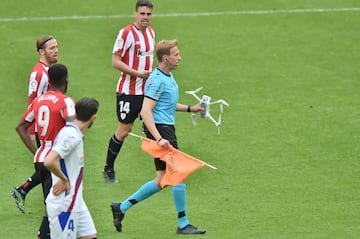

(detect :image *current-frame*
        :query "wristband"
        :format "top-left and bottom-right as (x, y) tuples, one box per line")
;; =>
(187, 105), (191, 112)
(157, 137), (162, 143)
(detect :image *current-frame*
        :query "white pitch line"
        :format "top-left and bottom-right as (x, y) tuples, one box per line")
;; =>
(1, 7), (360, 22)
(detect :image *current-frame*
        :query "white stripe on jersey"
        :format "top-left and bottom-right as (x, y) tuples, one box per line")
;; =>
(35, 140), (53, 163)
(114, 24), (155, 95)
(28, 65), (49, 98)
(64, 97), (76, 116)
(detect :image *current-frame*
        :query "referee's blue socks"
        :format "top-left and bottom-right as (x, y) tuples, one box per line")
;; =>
(172, 183), (189, 228)
(120, 180), (160, 213)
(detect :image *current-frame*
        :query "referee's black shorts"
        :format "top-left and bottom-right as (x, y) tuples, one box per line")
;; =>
(143, 124), (178, 171)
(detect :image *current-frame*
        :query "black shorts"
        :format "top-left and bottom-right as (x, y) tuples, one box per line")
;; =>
(116, 93), (144, 124)
(143, 124), (178, 171)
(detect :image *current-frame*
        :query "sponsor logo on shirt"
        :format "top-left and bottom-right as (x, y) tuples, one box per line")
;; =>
(29, 79), (38, 93)
(117, 39), (124, 49)
(137, 48), (153, 57)
(62, 138), (72, 148)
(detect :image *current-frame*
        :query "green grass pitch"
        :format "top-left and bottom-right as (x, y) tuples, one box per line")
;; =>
(0, 0), (360, 238)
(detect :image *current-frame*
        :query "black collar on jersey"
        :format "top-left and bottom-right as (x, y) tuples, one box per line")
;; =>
(156, 67), (171, 77)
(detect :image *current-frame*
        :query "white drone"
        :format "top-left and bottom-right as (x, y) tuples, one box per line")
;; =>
(185, 87), (229, 134)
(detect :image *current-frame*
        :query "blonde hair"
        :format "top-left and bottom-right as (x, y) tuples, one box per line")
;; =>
(155, 39), (177, 62)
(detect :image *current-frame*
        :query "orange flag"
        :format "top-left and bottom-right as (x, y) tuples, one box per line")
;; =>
(141, 137), (168, 158)
(141, 138), (205, 188)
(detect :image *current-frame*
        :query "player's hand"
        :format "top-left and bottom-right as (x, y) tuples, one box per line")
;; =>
(158, 138), (171, 149)
(52, 179), (70, 196)
(191, 103), (204, 113)
(139, 70), (152, 80)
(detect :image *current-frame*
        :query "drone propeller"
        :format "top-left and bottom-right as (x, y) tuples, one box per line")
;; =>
(185, 86), (203, 95)
(216, 114), (222, 134)
(191, 113), (197, 126)
(185, 87), (203, 102)
(210, 99), (230, 113)
(219, 100), (229, 113)
(221, 100), (230, 107)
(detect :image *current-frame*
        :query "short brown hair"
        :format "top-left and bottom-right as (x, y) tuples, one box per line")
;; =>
(155, 39), (177, 62)
(136, 0), (153, 10)
(75, 98), (99, 122)
(36, 35), (54, 51)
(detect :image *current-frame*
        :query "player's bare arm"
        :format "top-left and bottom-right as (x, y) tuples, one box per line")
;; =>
(140, 97), (170, 149)
(44, 150), (70, 195)
(16, 118), (37, 155)
(176, 103), (203, 113)
(112, 54), (151, 80)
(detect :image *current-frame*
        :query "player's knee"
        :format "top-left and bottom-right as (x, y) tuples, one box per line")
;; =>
(116, 124), (132, 139)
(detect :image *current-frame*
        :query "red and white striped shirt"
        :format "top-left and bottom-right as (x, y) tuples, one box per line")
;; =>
(28, 61), (50, 105)
(113, 23), (155, 95)
(27, 61), (50, 134)
(22, 91), (75, 163)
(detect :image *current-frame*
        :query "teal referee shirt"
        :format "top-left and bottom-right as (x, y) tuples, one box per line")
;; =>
(144, 67), (179, 125)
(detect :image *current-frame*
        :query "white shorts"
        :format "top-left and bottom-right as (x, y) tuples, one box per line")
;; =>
(48, 206), (96, 239)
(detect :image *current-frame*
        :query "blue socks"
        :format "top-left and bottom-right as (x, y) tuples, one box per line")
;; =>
(172, 183), (189, 228)
(120, 180), (160, 213)
(119, 181), (190, 229)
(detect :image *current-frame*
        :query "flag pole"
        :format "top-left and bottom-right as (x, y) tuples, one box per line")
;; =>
(177, 150), (218, 170)
(128, 132), (143, 139)
(127, 132), (217, 170)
